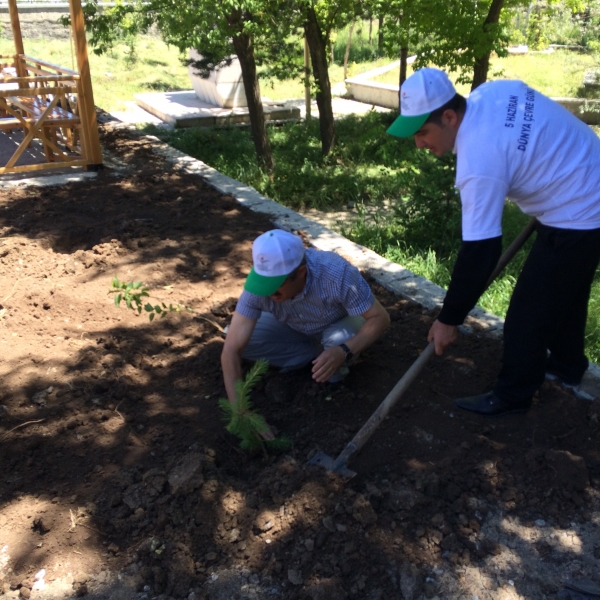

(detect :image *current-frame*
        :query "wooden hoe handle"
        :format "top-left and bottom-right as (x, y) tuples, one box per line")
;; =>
(331, 217), (538, 472)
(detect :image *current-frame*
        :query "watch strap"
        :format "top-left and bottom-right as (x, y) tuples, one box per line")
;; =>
(339, 343), (353, 363)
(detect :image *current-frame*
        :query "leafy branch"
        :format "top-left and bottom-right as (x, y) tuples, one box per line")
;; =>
(219, 359), (291, 454)
(109, 277), (227, 332)
(109, 277), (191, 322)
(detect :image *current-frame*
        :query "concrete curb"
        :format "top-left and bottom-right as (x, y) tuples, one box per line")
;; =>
(0, 171), (97, 188)
(344, 75), (600, 126)
(135, 132), (600, 401)
(144, 134), (505, 337)
(30, 123), (600, 401)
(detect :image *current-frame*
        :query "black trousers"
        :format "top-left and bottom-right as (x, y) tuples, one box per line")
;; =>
(495, 223), (600, 403)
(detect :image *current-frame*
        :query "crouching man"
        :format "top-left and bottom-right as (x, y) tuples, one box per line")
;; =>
(221, 229), (390, 407)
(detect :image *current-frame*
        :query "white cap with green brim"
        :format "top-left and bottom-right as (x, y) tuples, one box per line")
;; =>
(244, 230), (305, 297)
(387, 68), (457, 138)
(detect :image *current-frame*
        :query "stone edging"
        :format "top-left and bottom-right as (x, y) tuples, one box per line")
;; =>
(22, 123), (599, 399)
(0, 171), (97, 189)
(344, 75), (600, 126)
(136, 132), (600, 400)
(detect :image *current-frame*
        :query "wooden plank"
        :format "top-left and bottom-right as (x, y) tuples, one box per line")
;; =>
(0, 96), (80, 127)
(7, 96), (78, 120)
(23, 66), (75, 78)
(0, 158), (88, 175)
(7, 0), (24, 58)
(1, 75), (79, 85)
(0, 98), (28, 128)
(0, 117), (25, 130)
(0, 91), (81, 168)
(0, 87), (71, 98)
(5, 94), (61, 168)
(21, 55), (79, 76)
(69, 0), (103, 167)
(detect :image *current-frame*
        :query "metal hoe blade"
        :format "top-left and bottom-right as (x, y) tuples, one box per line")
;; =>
(306, 451), (357, 479)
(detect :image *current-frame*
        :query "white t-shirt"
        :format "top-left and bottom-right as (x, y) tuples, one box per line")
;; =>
(455, 80), (600, 241)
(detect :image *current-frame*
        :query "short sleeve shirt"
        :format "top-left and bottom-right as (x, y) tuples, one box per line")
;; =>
(235, 248), (375, 336)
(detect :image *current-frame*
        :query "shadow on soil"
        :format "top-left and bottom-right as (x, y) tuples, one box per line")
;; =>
(0, 127), (599, 600)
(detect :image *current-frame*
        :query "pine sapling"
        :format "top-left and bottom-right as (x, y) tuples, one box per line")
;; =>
(219, 359), (291, 454)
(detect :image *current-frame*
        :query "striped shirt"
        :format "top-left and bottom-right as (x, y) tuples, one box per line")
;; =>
(236, 248), (374, 336)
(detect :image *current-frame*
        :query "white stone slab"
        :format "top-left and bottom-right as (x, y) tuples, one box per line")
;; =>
(135, 91), (300, 127)
(188, 51), (247, 108)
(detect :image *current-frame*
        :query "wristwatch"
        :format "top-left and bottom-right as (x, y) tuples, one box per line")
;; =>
(339, 343), (354, 364)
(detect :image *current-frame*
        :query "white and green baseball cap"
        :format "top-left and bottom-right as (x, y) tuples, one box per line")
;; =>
(387, 68), (456, 138)
(244, 230), (305, 296)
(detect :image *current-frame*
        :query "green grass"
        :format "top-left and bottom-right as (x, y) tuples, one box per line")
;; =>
(5, 33), (599, 362)
(158, 111), (442, 211)
(340, 198), (534, 320)
(0, 36), (191, 112)
(260, 56), (393, 101)
(0, 33), (393, 109)
(6, 34), (595, 109)
(153, 110), (600, 364)
(370, 50), (599, 98)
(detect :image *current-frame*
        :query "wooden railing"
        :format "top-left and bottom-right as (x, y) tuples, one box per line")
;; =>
(0, 53), (98, 174)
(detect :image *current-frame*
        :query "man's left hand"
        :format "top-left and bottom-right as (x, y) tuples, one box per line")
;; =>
(312, 346), (346, 383)
(428, 319), (459, 355)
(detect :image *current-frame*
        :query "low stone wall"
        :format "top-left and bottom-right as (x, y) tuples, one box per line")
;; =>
(0, 4), (155, 41)
(345, 77), (600, 125)
(0, 10), (71, 40)
(553, 97), (600, 125)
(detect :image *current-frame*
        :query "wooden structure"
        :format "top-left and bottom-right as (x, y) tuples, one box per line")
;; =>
(0, 0), (102, 174)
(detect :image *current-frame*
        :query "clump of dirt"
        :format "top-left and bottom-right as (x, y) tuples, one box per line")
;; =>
(0, 124), (599, 600)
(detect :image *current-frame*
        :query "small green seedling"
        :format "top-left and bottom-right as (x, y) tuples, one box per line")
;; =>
(109, 280), (288, 451)
(219, 359), (291, 454)
(109, 277), (189, 322)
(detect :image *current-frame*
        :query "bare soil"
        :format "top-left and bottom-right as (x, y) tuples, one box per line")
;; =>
(1, 124), (600, 600)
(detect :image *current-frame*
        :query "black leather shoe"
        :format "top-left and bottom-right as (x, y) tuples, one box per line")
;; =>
(454, 391), (530, 417)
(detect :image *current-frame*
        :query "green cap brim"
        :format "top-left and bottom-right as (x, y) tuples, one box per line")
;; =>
(386, 112), (430, 138)
(244, 267), (288, 296)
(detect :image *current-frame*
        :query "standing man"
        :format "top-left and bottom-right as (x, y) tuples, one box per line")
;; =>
(387, 67), (600, 416)
(221, 229), (390, 405)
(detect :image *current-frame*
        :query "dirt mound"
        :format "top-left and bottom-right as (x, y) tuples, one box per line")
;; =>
(0, 125), (599, 600)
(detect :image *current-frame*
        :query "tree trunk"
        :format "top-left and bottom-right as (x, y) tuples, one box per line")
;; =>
(398, 9), (409, 91)
(343, 20), (355, 81)
(378, 15), (384, 53)
(399, 45), (408, 86)
(304, 5), (336, 155)
(232, 32), (275, 172)
(471, 0), (505, 90)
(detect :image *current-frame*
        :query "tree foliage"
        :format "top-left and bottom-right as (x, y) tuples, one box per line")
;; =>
(371, 0), (530, 89)
(61, 0), (148, 60)
(507, 0), (600, 49)
(78, 0), (301, 171)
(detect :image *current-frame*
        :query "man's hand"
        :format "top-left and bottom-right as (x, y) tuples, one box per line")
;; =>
(428, 319), (459, 355)
(221, 311), (257, 403)
(312, 346), (346, 383)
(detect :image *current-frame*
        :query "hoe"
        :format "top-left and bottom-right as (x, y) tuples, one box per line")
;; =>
(307, 218), (538, 478)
